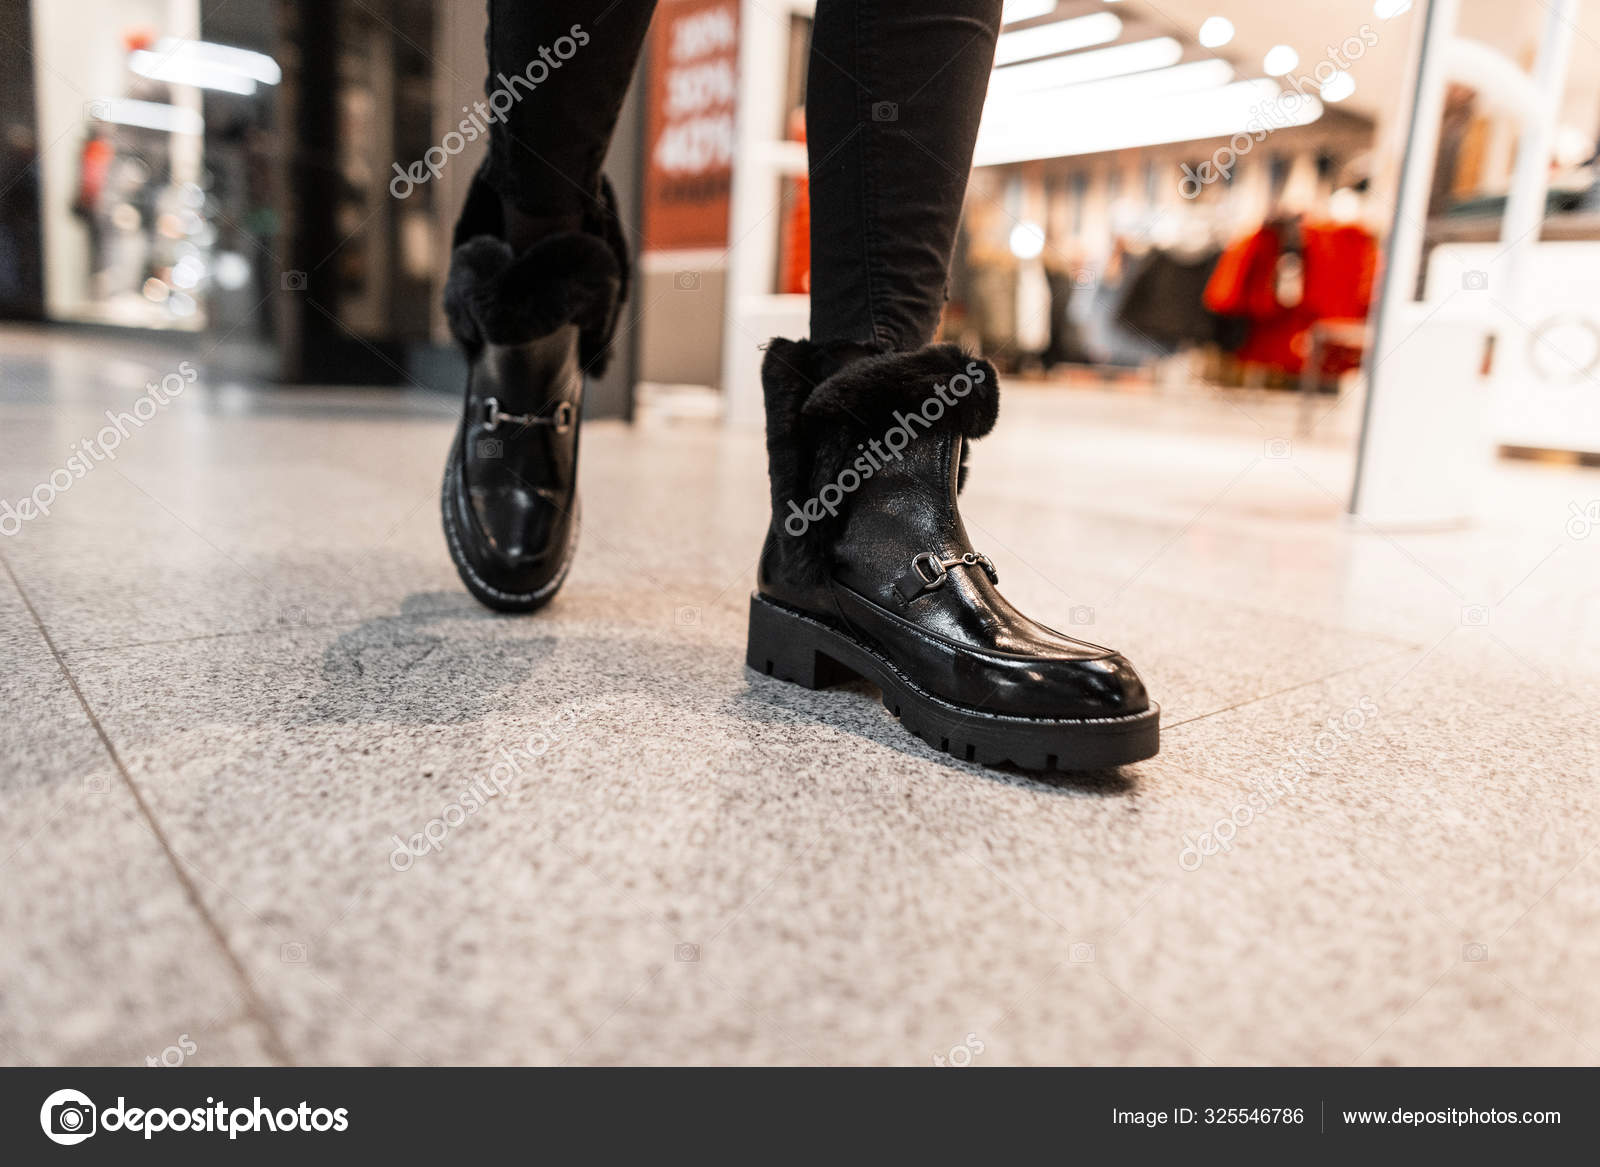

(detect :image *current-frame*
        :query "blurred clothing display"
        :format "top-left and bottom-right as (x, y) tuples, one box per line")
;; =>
(1114, 246), (1234, 351)
(1076, 266), (1168, 368)
(1204, 218), (1378, 376)
(1043, 267), (1091, 366)
(967, 261), (1017, 357)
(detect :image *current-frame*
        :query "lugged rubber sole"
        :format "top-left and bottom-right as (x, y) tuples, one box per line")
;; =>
(745, 592), (1159, 771)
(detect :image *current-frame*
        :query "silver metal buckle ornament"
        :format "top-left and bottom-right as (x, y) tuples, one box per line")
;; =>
(480, 397), (576, 434)
(897, 550), (999, 602)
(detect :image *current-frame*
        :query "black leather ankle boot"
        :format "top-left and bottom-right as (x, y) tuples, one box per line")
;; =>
(747, 339), (1159, 770)
(439, 173), (628, 612)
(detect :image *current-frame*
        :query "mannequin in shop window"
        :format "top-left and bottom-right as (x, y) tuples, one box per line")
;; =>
(438, 0), (1158, 771)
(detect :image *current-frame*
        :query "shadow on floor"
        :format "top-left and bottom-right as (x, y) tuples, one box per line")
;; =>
(299, 592), (552, 725)
(294, 591), (1140, 795)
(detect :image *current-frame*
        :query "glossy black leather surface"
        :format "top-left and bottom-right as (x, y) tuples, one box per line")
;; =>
(447, 324), (582, 598)
(758, 431), (1150, 721)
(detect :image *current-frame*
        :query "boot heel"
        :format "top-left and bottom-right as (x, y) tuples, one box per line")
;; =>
(746, 595), (855, 690)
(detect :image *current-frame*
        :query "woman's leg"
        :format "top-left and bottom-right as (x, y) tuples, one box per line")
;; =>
(482, 0), (657, 249)
(751, 0), (1159, 771)
(806, 0), (1003, 353)
(441, 2), (655, 614)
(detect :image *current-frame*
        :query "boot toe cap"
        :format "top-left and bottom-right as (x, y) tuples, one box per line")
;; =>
(984, 650), (1150, 721)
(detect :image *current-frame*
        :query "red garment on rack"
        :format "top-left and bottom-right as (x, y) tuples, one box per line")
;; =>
(1204, 224), (1280, 319)
(1203, 220), (1378, 375)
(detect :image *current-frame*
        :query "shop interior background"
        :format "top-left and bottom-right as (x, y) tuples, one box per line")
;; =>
(8, 0), (1600, 457)
(4, 0), (1600, 1068)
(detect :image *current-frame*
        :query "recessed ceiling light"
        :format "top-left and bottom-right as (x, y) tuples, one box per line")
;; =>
(89, 97), (205, 135)
(129, 49), (257, 95)
(1009, 222), (1046, 260)
(1001, 0), (1056, 24)
(1320, 70), (1356, 102)
(147, 37), (280, 84)
(995, 11), (1122, 66)
(989, 38), (1188, 96)
(1198, 17), (1234, 49)
(992, 57), (1234, 105)
(1263, 45), (1300, 75)
(976, 79), (1324, 165)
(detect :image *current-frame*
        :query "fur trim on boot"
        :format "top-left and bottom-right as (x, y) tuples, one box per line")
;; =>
(760, 338), (999, 582)
(444, 232), (620, 355)
(445, 165), (631, 373)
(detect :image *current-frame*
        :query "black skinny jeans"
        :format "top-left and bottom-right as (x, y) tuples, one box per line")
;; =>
(480, 0), (1002, 352)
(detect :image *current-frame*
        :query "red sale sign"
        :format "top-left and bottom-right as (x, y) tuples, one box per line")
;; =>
(642, 0), (739, 251)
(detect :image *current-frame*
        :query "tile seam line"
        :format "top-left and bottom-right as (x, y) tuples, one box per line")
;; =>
(1160, 646), (1419, 732)
(0, 552), (296, 1067)
(1101, 567), (1425, 650)
(61, 614), (413, 659)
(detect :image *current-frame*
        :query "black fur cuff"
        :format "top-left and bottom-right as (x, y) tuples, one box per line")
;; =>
(444, 232), (620, 359)
(443, 166), (630, 374)
(796, 343), (999, 439)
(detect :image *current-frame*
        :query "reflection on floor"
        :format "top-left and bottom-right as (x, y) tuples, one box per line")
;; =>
(2, 326), (1598, 1066)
